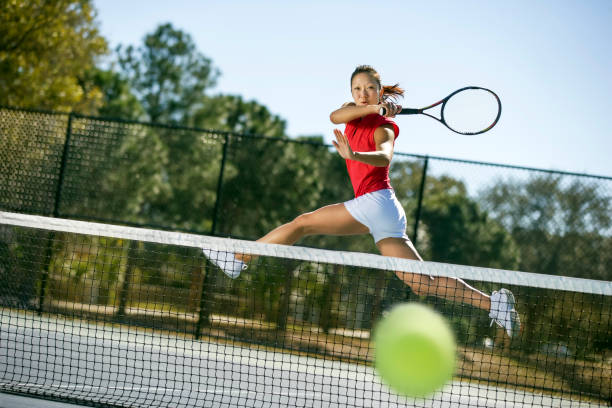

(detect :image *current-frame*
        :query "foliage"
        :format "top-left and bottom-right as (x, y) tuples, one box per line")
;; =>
(482, 175), (611, 280)
(217, 136), (327, 238)
(0, 0), (108, 112)
(107, 23), (289, 235)
(85, 67), (146, 120)
(116, 23), (219, 124)
(189, 93), (286, 137)
(481, 175), (611, 353)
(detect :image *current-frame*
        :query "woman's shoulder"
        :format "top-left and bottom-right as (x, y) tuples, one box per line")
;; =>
(369, 114), (399, 138)
(348, 114), (399, 137)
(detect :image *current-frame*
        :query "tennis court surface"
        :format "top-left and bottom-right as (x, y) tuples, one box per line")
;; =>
(1, 211), (610, 407)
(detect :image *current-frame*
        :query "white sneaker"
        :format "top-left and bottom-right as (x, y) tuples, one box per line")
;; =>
(202, 248), (247, 279)
(489, 288), (521, 338)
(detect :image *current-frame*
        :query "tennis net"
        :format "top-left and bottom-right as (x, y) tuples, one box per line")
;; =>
(1, 211), (610, 407)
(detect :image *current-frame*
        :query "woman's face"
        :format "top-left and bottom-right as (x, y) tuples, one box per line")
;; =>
(351, 73), (381, 106)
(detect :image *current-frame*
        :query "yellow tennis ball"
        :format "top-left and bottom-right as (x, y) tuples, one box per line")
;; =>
(373, 303), (456, 398)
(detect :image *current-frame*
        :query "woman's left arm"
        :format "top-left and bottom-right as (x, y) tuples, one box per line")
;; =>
(333, 125), (395, 167)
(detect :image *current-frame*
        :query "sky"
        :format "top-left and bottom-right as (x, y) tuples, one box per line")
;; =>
(95, 0), (612, 177)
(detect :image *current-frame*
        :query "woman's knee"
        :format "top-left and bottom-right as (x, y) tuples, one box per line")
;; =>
(291, 212), (315, 236)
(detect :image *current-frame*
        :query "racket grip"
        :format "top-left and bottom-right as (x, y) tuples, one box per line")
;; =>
(380, 107), (420, 115)
(397, 108), (421, 115)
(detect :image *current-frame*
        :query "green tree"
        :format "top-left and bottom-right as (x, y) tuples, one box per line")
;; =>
(85, 67), (145, 120)
(114, 22), (289, 136)
(216, 136), (327, 238)
(481, 175), (611, 354)
(0, 0), (108, 112)
(482, 175), (611, 280)
(190, 94), (286, 137)
(110, 23), (294, 233)
(421, 177), (519, 269)
(116, 23), (219, 124)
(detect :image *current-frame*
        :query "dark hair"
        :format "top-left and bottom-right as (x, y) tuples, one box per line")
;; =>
(350, 65), (404, 102)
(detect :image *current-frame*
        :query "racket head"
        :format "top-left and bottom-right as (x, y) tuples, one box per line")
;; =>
(440, 86), (502, 135)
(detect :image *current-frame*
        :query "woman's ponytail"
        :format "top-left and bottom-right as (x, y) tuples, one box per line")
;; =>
(381, 84), (404, 103)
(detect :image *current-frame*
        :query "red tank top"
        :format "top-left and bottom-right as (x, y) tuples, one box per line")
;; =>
(344, 114), (400, 197)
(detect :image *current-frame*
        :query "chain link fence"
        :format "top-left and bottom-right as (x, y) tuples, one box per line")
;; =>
(1, 105), (610, 271)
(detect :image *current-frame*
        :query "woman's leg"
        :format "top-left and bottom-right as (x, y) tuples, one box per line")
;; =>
(236, 203), (369, 262)
(376, 237), (491, 312)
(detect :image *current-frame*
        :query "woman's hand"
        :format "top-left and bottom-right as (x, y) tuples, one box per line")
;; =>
(332, 129), (356, 160)
(379, 101), (402, 118)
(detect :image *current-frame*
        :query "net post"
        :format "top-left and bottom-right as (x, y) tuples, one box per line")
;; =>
(211, 132), (230, 236)
(115, 240), (137, 322)
(370, 269), (387, 327)
(412, 155), (429, 246)
(276, 265), (293, 331)
(195, 261), (217, 339)
(320, 264), (341, 334)
(37, 112), (74, 315)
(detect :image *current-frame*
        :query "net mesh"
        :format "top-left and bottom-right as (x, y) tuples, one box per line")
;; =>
(1, 212), (610, 407)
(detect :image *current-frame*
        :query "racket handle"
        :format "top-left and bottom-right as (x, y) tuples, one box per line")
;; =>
(397, 108), (421, 115)
(380, 107), (421, 116)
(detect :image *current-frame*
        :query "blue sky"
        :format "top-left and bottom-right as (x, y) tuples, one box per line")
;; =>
(95, 0), (611, 177)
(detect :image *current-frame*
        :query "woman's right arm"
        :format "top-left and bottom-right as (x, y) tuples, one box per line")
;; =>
(329, 101), (402, 124)
(329, 103), (380, 124)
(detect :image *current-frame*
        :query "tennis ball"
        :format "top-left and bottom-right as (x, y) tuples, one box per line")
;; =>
(373, 303), (456, 398)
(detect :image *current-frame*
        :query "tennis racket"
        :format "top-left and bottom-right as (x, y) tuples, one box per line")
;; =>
(382, 86), (502, 135)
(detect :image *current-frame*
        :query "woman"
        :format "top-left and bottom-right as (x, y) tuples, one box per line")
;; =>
(204, 65), (520, 338)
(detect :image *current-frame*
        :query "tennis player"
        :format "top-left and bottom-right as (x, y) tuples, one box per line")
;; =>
(204, 65), (520, 338)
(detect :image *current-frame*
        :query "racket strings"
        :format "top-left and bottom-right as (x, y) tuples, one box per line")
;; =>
(442, 89), (500, 135)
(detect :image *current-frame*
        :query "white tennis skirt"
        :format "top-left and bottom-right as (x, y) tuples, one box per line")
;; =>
(343, 188), (409, 243)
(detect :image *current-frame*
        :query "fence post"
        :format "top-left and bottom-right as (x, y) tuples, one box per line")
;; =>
(211, 133), (230, 236)
(37, 112), (73, 315)
(196, 133), (229, 337)
(412, 156), (429, 247)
